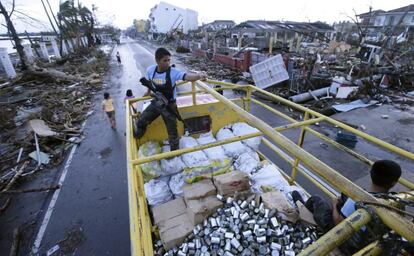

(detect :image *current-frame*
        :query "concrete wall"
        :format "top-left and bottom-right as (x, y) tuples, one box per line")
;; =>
(149, 1), (198, 34)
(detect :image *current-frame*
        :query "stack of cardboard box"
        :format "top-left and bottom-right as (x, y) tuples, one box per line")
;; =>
(213, 171), (250, 197)
(152, 171), (251, 250)
(184, 179), (223, 225)
(152, 198), (193, 250)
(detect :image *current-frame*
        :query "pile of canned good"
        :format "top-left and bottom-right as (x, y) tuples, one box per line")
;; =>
(155, 195), (319, 256)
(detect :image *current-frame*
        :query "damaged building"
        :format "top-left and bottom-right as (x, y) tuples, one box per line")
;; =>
(229, 20), (335, 52)
(148, 1), (198, 37)
(358, 4), (414, 44)
(332, 21), (359, 43)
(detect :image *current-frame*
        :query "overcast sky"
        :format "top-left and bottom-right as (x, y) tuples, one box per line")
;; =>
(0, 0), (413, 33)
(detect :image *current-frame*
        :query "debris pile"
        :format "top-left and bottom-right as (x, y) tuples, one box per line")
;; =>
(0, 47), (110, 212)
(151, 30), (414, 115)
(174, 54), (245, 82)
(154, 194), (319, 256)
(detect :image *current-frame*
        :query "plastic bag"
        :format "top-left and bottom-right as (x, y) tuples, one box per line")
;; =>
(233, 151), (260, 174)
(216, 126), (249, 158)
(179, 135), (211, 169)
(138, 141), (162, 182)
(160, 144), (186, 176)
(169, 172), (185, 197)
(251, 162), (290, 193)
(197, 131), (231, 168)
(144, 179), (173, 206)
(232, 122), (262, 150)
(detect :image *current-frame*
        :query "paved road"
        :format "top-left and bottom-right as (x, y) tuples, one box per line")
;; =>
(33, 38), (156, 255)
(28, 38), (414, 256)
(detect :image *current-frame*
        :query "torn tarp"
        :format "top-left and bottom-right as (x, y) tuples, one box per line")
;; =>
(332, 100), (378, 112)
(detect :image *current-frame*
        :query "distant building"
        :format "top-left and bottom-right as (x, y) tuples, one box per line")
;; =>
(332, 21), (358, 42)
(358, 4), (414, 42)
(202, 20), (235, 31)
(134, 19), (148, 33)
(148, 1), (198, 34)
(230, 20), (334, 50)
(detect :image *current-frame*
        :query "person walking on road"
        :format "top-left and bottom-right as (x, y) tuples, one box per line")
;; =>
(116, 51), (121, 65)
(124, 89), (134, 103)
(134, 47), (207, 151)
(102, 92), (117, 130)
(124, 89), (137, 113)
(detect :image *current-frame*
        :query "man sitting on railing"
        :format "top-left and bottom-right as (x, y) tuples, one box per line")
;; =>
(292, 160), (402, 254)
(134, 47), (207, 151)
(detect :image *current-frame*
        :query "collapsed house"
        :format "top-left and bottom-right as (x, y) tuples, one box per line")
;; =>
(357, 4), (414, 44)
(229, 20), (335, 52)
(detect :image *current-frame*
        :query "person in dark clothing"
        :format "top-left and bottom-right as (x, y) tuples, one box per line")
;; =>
(116, 51), (121, 64)
(134, 47), (207, 151)
(292, 160), (402, 254)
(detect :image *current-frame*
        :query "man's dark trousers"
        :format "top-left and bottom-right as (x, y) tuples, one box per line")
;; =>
(134, 100), (179, 150)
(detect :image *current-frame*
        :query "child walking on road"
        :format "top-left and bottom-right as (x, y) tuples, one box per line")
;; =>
(102, 92), (117, 130)
(124, 89), (134, 103)
(116, 51), (121, 65)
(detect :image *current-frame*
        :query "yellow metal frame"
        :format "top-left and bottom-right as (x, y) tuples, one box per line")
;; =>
(126, 79), (414, 256)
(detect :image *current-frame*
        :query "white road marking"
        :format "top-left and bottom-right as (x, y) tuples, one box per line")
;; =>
(134, 42), (154, 57)
(32, 42), (152, 255)
(32, 121), (87, 255)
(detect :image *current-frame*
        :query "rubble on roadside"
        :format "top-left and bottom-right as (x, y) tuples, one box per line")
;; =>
(150, 33), (414, 116)
(0, 47), (110, 212)
(174, 53), (246, 83)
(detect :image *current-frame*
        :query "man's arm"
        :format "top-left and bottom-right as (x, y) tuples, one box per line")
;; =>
(332, 197), (345, 225)
(143, 88), (151, 97)
(184, 71), (207, 82)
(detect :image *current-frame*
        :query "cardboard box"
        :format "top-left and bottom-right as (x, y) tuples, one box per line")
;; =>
(183, 179), (216, 203)
(297, 201), (317, 226)
(233, 189), (253, 200)
(261, 191), (299, 223)
(152, 198), (187, 225)
(213, 171), (250, 196)
(186, 196), (223, 225)
(159, 213), (194, 250)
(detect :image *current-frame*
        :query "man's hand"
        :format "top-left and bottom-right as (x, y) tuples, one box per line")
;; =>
(143, 88), (151, 97)
(332, 197), (344, 225)
(198, 72), (207, 81)
(332, 197), (340, 207)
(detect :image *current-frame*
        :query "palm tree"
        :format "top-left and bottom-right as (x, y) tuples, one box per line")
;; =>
(78, 5), (94, 47)
(58, 1), (95, 47)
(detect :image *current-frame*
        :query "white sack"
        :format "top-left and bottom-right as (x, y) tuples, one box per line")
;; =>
(144, 179), (173, 206)
(138, 141), (162, 182)
(233, 151), (260, 174)
(197, 131), (231, 167)
(232, 122), (262, 150)
(160, 144), (186, 176)
(251, 162), (290, 193)
(169, 172), (185, 197)
(216, 126), (249, 158)
(179, 135), (211, 168)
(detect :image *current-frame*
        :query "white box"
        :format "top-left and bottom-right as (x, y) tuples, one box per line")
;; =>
(249, 54), (289, 89)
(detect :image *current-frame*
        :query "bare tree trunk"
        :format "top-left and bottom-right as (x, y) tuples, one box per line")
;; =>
(46, 0), (60, 31)
(9, 227), (20, 256)
(40, 0), (58, 35)
(0, 1), (29, 70)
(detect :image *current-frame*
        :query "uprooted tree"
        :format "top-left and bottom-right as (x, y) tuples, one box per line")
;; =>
(58, 1), (95, 47)
(0, 0), (30, 70)
(0, 0), (97, 81)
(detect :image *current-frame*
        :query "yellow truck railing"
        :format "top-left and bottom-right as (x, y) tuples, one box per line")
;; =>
(126, 79), (414, 256)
